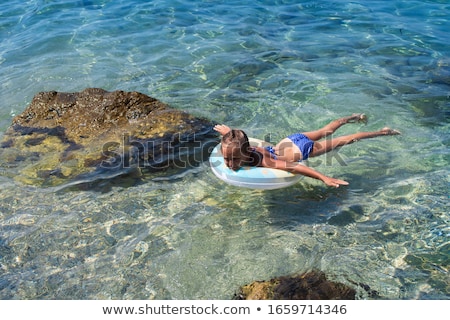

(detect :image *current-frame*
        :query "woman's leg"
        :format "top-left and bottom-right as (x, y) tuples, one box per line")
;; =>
(309, 127), (400, 158)
(274, 114), (368, 162)
(303, 113), (367, 141)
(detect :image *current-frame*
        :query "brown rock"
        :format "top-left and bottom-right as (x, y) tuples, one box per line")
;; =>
(235, 270), (356, 300)
(1, 88), (217, 187)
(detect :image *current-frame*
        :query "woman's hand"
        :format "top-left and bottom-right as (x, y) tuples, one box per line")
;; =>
(214, 124), (231, 136)
(321, 176), (349, 188)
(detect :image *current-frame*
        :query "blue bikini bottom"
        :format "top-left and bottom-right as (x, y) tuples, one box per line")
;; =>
(264, 133), (314, 161)
(287, 133), (314, 160)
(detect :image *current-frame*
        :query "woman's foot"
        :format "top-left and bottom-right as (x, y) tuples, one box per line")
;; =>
(380, 127), (401, 135)
(342, 113), (368, 124)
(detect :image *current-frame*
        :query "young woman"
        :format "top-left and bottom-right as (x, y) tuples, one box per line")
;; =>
(214, 114), (400, 188)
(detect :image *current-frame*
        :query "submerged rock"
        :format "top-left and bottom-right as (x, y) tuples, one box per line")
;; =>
(235, 270), (356, 300)
(0, 88), (217, 187)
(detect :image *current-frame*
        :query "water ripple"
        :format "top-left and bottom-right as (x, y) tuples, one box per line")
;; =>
(0, 0), (448, 299)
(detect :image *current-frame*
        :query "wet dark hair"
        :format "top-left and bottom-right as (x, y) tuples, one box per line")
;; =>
(221, 129), (250, 155)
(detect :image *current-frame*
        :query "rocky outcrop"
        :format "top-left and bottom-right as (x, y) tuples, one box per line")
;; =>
(0, 88), (217, 187)
(235, 270), (357, 300)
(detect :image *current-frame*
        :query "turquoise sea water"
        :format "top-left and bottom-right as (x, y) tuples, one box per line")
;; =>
(0, 0), (449, 299)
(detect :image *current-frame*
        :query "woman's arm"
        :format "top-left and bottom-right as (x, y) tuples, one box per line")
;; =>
(259, 149), (348, 188)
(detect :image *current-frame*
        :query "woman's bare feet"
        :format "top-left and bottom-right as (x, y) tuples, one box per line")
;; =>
(343, 113), (368, 124)
(380, 127), (401, 135)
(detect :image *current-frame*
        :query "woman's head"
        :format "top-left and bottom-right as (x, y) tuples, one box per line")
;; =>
(221, 129), (250, 170)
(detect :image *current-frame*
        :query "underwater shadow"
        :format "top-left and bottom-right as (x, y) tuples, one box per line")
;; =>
(261, 181), (349, 227)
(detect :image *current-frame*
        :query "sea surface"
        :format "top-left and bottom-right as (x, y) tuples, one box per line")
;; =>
(0, 0), (448, 299)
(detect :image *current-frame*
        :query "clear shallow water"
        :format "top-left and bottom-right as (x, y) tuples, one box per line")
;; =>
(0, 0), (449, 299)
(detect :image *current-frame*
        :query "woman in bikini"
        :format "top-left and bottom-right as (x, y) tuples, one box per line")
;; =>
(214, 114), (400, 188)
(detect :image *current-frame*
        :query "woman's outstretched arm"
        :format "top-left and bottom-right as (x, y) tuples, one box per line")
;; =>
(259, 151), (348, 188)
